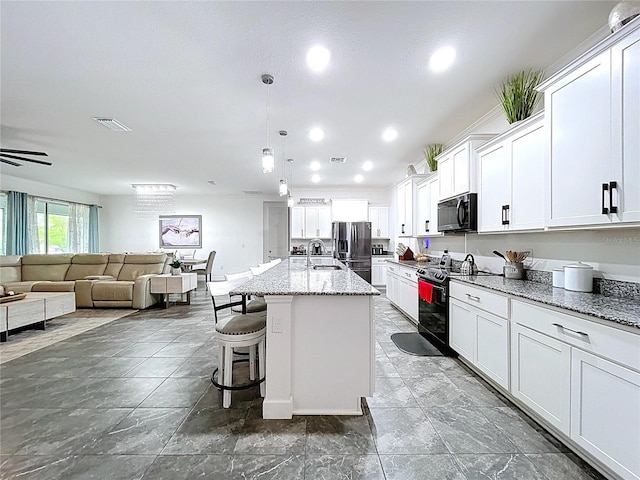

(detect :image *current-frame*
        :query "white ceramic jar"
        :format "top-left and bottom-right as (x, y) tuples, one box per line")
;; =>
(564, 262), (594, 292)
(552, 268), (565, 288)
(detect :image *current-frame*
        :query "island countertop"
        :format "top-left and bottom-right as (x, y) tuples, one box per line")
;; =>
(230, 258), (380, 296)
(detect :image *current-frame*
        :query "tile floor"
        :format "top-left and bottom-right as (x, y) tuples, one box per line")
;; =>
(0, 289), (606, 479)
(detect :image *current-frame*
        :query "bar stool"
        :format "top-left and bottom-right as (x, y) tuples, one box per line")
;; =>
(227, 271), (267, 315)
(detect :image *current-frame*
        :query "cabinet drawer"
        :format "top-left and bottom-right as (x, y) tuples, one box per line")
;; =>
(512, 299), (640, 371)
(450, 281), (509, 319)
(398, 266), (418, 284)
(372, 258), (388, 265)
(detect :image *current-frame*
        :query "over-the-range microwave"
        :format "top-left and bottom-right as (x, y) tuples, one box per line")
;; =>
(437, 193), (478, 233)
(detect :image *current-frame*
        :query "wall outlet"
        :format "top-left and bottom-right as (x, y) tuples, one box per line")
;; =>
(272, 317), (284, 333)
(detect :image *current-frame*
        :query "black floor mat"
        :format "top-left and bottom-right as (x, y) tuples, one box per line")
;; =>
(390, 332), (443, 356)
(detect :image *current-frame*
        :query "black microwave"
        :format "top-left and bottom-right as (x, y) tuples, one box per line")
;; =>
(437, 193), (478, 233)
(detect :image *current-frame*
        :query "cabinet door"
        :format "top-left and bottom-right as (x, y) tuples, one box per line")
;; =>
(510, 121), (545, 230)
(396, 183), (407, 235)
(570, 349), (640, 480)
(475, 311), (510, 390)
(427, 177), (440, 235)
(377, 206), (389, 238)
(291, 207), (305, 238)
(449, 298), (476, 362)
(612, 29), (640, 223)
(438, 154), (453, 200)
(404, 181), (413, 235)
(545, 50), (612, 227)
(511, 324), (571, 435)
(304, 207), (319, 238)
(372, 264), (382, 286)
(478, 142), (509, 232)
(386, 266), (399, 304)
(416, 181), (431, 236)
(452, 144), (470, 196)
(317, 207), (332, 238)
(399, 277), (417, 322)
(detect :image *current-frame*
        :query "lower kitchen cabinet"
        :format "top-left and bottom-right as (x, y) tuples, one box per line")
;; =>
(386, 263), (417, 323)
(510, 322), (572, 435)
(450, 298), (476, 361)
(571, 349), (640, 480)
(372, 258), (387, 287)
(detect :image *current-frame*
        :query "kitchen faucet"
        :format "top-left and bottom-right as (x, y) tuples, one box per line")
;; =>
(307, 238), (327, 267)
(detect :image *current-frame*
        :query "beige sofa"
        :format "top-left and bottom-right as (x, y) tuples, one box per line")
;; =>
(0, 253), (169, 309)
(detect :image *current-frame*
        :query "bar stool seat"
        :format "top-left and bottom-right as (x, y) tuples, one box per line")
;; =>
(213, 311), (266, 408)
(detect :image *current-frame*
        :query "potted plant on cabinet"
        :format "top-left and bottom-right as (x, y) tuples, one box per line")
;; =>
(170, 257), (183, 275)
(423, 143), (443, 172)
(496, 69), (545, 124)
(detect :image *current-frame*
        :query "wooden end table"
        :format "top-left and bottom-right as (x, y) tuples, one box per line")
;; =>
(150, 273), (198, 308)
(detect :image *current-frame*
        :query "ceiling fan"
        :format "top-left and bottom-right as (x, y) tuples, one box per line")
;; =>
(0, 149), (52, 167)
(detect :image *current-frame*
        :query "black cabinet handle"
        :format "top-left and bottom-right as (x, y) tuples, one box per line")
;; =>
(602, 183), (609, 214)
(425, 220), (429, 232)
(609, 181), (618, 214)
(501, 205), (510, 225)
(401, 223), (405, 234)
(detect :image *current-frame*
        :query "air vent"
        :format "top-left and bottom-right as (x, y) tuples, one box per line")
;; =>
(329, 157), (347, 164)
(93, 117), (131, 132)
(243, 190), (263, 195)
(206, 180), (217, 185)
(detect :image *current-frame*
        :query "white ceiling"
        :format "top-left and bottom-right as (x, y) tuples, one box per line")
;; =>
(1, 1), (616, 196)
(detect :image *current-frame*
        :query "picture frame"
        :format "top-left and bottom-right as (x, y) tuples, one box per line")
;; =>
(159, 215), (202, 248)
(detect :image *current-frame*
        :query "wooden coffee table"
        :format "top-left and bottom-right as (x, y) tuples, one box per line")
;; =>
(0, 292), (76, 342)
(150, 273), (198, 308)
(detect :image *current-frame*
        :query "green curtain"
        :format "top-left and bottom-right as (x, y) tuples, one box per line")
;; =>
(6, 191), (28, 255)
(88, 204), (99, 253)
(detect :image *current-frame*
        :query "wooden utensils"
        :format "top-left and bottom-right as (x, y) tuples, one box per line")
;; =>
(505, 250), (530, 263)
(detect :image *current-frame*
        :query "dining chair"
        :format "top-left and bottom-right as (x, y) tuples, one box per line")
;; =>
(192, 250), (216, 286)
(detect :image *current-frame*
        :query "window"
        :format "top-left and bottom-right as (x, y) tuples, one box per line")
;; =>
(34, 199), (70, 253)
(0, 192), (6, 255)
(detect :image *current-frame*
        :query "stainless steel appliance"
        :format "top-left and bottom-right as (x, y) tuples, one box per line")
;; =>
(372, 244), (384, 255)
(437, 193), (478, 233)
(416, 266), (454, 356)
(332, 221), (372, 283)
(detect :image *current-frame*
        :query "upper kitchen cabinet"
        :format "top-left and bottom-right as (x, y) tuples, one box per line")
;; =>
(415, 174), (442, 236)
(437, 134), (495, 201)
(478, 112), (545, 233)
(396, 175), (426, 237)
(305, 206), (332, 238)
(291, 206), (306, 239)
(332, 199), (369, 222)
(538, 20), (640, 227)
(369, 206), (390, 238)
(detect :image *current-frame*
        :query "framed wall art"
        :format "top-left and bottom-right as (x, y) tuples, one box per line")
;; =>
(159, 215), (202, 248)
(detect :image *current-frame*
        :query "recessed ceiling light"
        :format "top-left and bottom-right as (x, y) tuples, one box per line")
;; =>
(382, 127), (398, 142)
(311, 174), (321, 183)
(306, 45), (331, 73)
(310, 161), (321, 171)
(354, 174), (364, 183)
(429, 46), (456, 73)
(362, 161), (373, 171)
(309, 127), (325, 142)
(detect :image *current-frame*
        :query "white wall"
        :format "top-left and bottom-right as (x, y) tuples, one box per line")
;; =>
(100, 194), (278, 278)
(0, 174), (101, 205)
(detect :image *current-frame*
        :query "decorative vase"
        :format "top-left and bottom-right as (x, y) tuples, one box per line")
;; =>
(609, 1), (640, 32)
(171, 267), (181, 275)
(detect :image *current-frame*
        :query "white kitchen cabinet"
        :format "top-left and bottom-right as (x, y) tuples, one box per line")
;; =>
(372, 258), (388, 286)
(386, 263), (417, 322)
(332, 199), (369, 222)
(571, 349), (640, 480)
(396, 176), (426, 237)
(386, 264), (400, 304)
(369, 206), (390, 238)
(304, 206), (332, 239)
(478, 113), (545, 233)
(437, 135), (495, 201)
(449, 282), (510, 389)
(291, 206), (305, 238)
(415, 175), (441, 236)
(538, 22), (640, 227)
(511, 322), (572, 435)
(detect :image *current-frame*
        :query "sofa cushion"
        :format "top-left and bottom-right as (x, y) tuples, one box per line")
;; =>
(65, 254), (109, 280)
(21, 254), (73, 281)
(0, 255), (22, 283)
(31, 281), (75, 292)
(117, 254), (166, 281)
(1, 281), (41, 293)
(92, 281), (134, 302)
(105, 254), (125, 278)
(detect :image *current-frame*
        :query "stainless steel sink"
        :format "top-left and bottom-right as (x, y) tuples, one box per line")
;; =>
(312, 264), (343, 270)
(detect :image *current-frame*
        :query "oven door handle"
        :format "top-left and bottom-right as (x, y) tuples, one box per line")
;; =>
(418, 280), (447, 295)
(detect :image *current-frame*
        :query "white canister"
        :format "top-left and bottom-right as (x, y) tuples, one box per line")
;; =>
(552, 268), (564, 288)
(564, 262), (594, 292)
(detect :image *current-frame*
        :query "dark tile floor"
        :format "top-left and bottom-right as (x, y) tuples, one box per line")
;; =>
(0, 288), (606, 479)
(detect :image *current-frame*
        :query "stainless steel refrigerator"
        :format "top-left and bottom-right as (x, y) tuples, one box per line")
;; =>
(332, 221), (372, 283)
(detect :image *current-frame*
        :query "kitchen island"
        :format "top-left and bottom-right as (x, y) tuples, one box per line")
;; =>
(230, 257), (380, 419)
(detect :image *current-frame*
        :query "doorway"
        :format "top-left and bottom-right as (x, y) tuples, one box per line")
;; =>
(263, 201), (289, 262)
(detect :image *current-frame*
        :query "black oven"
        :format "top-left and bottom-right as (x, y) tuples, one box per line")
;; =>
(438, 193), (477, 233)
(417, 270), (454, 356)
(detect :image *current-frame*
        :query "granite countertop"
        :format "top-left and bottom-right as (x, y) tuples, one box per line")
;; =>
(451, 275), (640, 329)
(230, 258), (380, 296)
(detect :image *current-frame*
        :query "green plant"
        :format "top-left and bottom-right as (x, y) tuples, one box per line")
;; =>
(423, 144), (444, 172)
(496, 69), (545, 124)
(170, 258), (182, 268)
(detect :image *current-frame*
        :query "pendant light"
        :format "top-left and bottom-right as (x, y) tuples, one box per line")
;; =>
(261, 74), (275, 174)
(278, 130), (288, 196)
(287, 158), (294, 207)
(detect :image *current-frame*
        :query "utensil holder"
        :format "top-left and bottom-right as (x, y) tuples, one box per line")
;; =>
(503, 262), (524, 279)
(399, 247), (414, 261)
